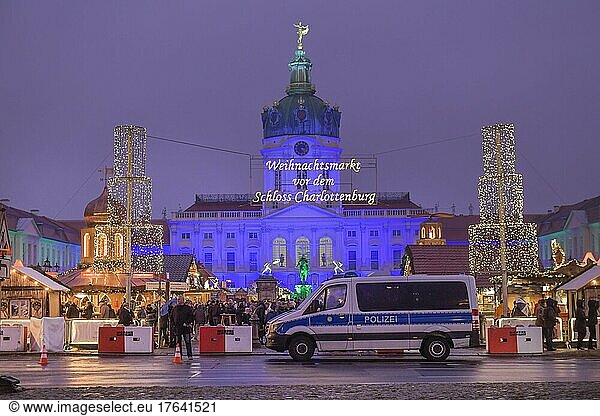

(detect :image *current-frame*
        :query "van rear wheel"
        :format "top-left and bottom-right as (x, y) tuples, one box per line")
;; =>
(289, 335), (315, 361)
(421, 337), (450, 361)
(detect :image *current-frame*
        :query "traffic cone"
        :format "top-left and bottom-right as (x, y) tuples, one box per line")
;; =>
(173, 343), (183, 364)
(39, 344), (48, 366)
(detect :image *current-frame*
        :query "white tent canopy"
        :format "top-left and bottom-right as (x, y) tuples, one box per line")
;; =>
(12, 265), (71, 292)
(556, 265), (600, 292)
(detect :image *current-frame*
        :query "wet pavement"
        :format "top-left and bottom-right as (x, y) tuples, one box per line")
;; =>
(2, 348), (600, 389)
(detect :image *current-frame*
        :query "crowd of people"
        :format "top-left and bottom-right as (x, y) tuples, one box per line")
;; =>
(61, 296), (298, 356)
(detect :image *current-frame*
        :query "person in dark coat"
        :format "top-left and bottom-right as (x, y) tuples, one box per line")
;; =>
(66, 302), (80, 318)
(172, 295), (194, 359)
(542, 298), (558, 351)
(236, 301), (245, 326)
(588, 299), (598, 350)
(193, 303), (206, 340)
(117, 303), (134, 326)
(206, 301), (216, 326)
(255, 301), (266, 344)
(575, 299), (587, 350)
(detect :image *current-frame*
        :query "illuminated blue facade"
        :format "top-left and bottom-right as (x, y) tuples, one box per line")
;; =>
(168, 40), (429, 290)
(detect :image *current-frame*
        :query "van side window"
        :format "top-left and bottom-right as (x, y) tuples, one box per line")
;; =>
(406, 282), (469, 310)
(356, 283), (410, 312)
(303, 284), (347, 315)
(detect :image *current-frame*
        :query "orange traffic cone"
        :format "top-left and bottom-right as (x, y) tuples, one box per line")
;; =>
(173, 343), (183, 364)
(39, 344), (48, 366)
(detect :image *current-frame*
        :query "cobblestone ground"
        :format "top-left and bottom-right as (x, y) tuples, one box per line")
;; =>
(2, 382), (599, 400)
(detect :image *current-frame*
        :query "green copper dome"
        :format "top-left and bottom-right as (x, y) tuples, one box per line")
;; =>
(261, 45), (341, 138)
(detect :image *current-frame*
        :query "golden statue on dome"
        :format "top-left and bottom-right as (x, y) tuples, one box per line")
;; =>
(293, 21), (309, 50)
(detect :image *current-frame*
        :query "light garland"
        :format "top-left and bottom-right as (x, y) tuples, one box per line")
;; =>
(469, 123), (539, 275)
(93, 126), (163, 274)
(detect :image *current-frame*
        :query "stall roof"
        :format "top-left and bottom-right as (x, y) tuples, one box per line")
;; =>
(556, 265), (600, 291)
(58, 269), (159, 290)
(13, 265), (71, 292)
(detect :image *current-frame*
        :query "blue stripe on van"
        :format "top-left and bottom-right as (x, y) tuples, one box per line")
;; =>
(278, 312), (472, 333)
(409, 312), (472, 325)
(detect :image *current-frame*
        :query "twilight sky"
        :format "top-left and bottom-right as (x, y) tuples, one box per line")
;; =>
(1, 1), (599, 220)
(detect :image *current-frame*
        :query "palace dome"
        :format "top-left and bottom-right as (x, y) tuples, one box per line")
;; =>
(261, 48), (341, 139)
(83, 186), (109, 227)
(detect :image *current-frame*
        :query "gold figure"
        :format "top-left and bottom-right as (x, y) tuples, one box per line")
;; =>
(293, 21), (309, 50)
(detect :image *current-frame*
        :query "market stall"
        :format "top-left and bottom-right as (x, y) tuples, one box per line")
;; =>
(556, 265), (600, 344)
(0, 261), (71, 320)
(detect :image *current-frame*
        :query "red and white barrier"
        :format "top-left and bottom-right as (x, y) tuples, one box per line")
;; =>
(487, 326), (542, 354)
(98, 326), (154, 353)
(0, 325), (27, 352)
(199, 326), (252, 353)
(124, 326), (153, 353)
(225, 326), (252, 353)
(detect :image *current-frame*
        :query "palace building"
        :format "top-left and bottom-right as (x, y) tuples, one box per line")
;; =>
(167, 27), (429, 290)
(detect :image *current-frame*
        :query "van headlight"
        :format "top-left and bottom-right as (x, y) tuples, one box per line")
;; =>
(269, 322), (282, 334)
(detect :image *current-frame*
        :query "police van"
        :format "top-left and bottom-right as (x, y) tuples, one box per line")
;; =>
(265, 274), (480, 361)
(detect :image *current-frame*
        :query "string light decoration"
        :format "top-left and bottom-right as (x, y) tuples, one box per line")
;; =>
(469, 123), (539, 276)
(94, 126), (163, 276)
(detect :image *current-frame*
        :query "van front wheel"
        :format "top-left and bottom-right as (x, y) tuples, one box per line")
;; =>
(421, 337), (450, 361)
(289, 335), (315, 361)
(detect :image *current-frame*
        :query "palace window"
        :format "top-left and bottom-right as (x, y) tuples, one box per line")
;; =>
(393, 249), (403, 269)
(204, 252), (213, 271)
(370, 250), (379, 270)
(226, 232), (236, 239)
(295, 237), (310, 265)
(322, 170), (330, 191)
(181, 233), (191, 240)
(319, 237), (333, 267)
(392, 229), (402, 237)
(275, 171), (282, 191)
(249, 252), (258, 272)
(273, 237), (287, 266)
(249, 232), (258, 239)
(348, 250), (357, 271)
(226, 252), (235, 272)
(203, 232), (213, 239)
(296, 170), (308, 190)
(369, 230), (379, 237)
(347, 230), (357, 238)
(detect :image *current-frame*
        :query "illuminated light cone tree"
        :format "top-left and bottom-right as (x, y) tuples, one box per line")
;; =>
(468, 123), (539, 317)
(93, 125), (163, 304)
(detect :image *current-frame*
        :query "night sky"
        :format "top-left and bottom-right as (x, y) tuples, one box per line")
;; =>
(1, 1), (599, 220)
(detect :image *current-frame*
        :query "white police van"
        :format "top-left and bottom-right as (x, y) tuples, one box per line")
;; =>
(265, 274), (480, 361)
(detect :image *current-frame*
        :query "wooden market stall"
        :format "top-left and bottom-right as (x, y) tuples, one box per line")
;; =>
(0, 260), (71, 320)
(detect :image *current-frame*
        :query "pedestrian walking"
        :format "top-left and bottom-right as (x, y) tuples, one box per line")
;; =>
(588, 299), (598, 350)
(159, 308), (169, 347)
(535, 299), (546, 327)
(575, 299), (587, 350)
(255, 301), (266, 344)
(543, 298), (558, 351)
(172, 295), (194, 360)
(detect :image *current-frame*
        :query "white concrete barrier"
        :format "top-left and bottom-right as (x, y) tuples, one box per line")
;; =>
(0, 325), (27, 351)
